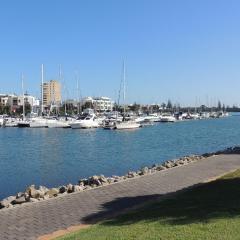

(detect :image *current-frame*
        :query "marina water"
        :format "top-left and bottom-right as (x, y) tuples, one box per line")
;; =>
(0, 114), (240, 199)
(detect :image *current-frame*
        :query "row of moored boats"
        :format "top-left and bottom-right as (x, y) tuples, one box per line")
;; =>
(0, 111), (229, 130)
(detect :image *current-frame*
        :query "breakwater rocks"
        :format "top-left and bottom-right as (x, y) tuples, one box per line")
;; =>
(1, 146), (240, 210)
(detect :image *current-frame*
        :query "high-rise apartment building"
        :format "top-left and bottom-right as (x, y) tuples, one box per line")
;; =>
(42, 80), (61, 106)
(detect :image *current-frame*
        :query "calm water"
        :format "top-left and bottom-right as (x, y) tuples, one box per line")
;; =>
(0, 115), (240, 199)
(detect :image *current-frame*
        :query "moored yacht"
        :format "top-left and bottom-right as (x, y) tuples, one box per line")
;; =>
(46, 118), (70, 128)
(0, 116), (4, 127)
(113, 61), (141, 130)
(70, 114), (99, 129)
(18, 120), (30, 127)
(29, 117), (48, 128)
(115, 120), (141, 130)
(160, 114), (176, 122)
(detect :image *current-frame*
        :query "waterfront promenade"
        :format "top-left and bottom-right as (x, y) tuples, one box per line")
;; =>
(1, 154), (240, 240)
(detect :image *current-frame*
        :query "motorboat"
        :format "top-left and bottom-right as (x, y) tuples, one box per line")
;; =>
(114, 120), (141, 130)
(102, 120), (116, 130)
(18, 120), (30, 127)
(144, 114), (161, 123)
(46, 118), (70, 128)
(29, 117), (48, 128)
(70, 115), (99, 129)
(3, 118), (19, 127)
(0, 116), (4, 127)
(160, 114), (176, 122)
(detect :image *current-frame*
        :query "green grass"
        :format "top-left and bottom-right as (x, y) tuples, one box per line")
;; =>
(57, 169), (240, 240)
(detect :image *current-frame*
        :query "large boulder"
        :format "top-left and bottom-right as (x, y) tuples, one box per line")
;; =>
(73, 185), (84, 192)
(0, 196), (16, 208)
(39, 186), (49, 195)
(99, 175), (108, 184)
(89, 176), (102, 186)
(45, 188), (59, 198)
(156, 165), (166, 171)
(139, 167), (149, 175)
(12, 196), (26, 205)
(127, 171), (137, 178)
(78, 178), (88, 186)
(59, 186), (67, 194)
(67, 184), (74, 193)
(25, 185), (43, 199)
(107, 177), (115, 184)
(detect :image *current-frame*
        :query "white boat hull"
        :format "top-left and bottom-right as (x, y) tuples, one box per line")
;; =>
(115, 121), (140, 130)
(46, 119), (70, 128)
(160, 116), (176, 122)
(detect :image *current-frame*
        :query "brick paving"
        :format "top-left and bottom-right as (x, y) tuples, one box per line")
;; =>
(1, 154), (240, 240)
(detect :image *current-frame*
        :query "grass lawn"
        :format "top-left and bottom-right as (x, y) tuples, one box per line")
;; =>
(57, 169), (240, 240)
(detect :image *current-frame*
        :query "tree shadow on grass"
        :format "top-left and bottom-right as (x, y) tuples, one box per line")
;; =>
(81, 176), (240, 226)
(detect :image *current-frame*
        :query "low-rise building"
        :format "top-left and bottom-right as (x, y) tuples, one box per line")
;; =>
(82, 96), (113, 112)
(0, 93), (40, 113)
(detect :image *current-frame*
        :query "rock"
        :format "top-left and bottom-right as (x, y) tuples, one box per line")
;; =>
(140, 167), (149, 175)
(16, 192), (24, 198)
(29, 198), (39, 203)
(25, 185), (43, 199)
(89, 176), (102, 186)
(164, 163), (173, 168)
(78, 178), (88, 186)
(0, 196), (16, 208)
(73, 185), (84, 192)
(39, 186), (49, 195)
(45, 188), (59, 198)
(67, 184), (74, 193)
(156, 165), (166, 171)
(127, 171), (137, 178)
(12, 196), (26, 205)
(84, 185), (92, 190)
(107, 177), (115, 184)
(99, 175), (108, 184)
(43, 195), (50, 200)
(59, 186), (67, 194)
(152, 164), (159, 169)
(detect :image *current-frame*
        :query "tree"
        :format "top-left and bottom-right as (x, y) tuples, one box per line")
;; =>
(217, 101), (222, 111)
(167, 100), (172, 110)
(129, 102), (141, 112)
(161, 102), (166, 110)
(222, 104), (226, 112)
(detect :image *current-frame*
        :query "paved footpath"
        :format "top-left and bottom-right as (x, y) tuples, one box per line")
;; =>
(1, 154), (240, 240)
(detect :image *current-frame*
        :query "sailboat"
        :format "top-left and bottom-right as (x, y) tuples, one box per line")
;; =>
(114, 61), (141, 130)
(29, 64), (48, 128)
(18, 74), (30, 127)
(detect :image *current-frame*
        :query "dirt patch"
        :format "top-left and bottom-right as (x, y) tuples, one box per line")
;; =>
(38, 224), (91, 240)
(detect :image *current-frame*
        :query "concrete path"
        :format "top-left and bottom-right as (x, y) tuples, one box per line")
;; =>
(1, 154), (240, 240)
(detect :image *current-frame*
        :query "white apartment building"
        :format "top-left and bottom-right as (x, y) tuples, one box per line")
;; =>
(82, 96), (114, 112)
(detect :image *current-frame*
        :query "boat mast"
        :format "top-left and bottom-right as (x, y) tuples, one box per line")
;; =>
(123, 60), (126, 118)
(59, 64), (66, 115)
(76, 71), (80, 115)
(21, 73), (25, 120)
(41, 64), (44, 115)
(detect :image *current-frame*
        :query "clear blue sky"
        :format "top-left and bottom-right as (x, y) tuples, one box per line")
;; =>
(0, 0), (240, 106)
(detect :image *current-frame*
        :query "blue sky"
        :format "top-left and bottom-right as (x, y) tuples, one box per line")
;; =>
(0, 0), (240, 106)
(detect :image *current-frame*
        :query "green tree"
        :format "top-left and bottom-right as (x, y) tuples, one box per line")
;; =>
(217, 101), (222, 110)
(167, 100), (172, 109)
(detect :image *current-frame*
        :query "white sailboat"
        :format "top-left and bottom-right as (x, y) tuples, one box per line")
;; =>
(18, 74), (30, 127)
(30, 64), (48, 128)
(114, 61), (141, 130)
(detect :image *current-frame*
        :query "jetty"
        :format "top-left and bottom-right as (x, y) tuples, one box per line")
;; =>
(1, 153), (240, 240)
